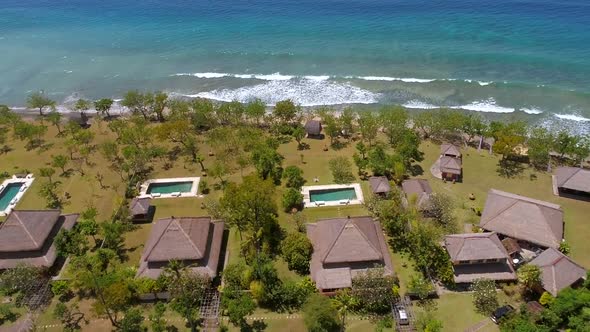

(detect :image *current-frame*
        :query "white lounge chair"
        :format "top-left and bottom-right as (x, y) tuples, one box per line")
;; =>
(151, 193), (162, 198)
(315, 201), (326, 206)
(171, 192), (181, 197)
(20, 185), (27, 192)
(0, 185), (4, 192)
(10, 198), (18, 205)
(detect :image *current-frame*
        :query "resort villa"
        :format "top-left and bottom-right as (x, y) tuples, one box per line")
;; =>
(554, 167), (590, 199)
(439, 144), (462, 182)
(306, 216), (393, 293)
(368, 176), (391, 196)
(0, 210), (78, 270)
(401, 179), (432, 212)
(136, 216), (225, 279)
(479, 189), (564, 250)
(443, 232), (516, 284)
(529, 248), (587, 296)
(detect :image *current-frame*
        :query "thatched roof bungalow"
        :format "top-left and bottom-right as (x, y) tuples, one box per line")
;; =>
(0, 210), (78, 270)
(306, 216), (393, 292)
(136, 216), (225, 279)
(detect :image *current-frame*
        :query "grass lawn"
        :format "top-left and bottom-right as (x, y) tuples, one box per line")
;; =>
(415, 141), (590, 268)
(3, 120), (590, 331)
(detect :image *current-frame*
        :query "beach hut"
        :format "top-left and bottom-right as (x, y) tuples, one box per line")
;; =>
(304, 120), (322, 138)
(130, 197), (152, 222)
(441, 143), (461, 158)
(368, 176), (391, 196)
(440, 156), (462, 181)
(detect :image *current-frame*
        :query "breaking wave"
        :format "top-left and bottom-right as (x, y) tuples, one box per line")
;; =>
(177, 79), (380, 106)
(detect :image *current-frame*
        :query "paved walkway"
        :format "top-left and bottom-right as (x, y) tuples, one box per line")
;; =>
(464, 318), (492, 332)
(430, 157), (442, 179)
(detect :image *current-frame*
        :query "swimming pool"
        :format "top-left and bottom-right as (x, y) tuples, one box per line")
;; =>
(310, 188), (357, 202)
(147, 181), (193, 195)
(301, 183), (364, 208)
(0, 182), (24, 211)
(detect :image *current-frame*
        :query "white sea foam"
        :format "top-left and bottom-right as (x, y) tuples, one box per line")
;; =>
(348, 76), (436, 83)
(452, 98), (514, 113)
(252, 73), (293, 81)
(522, 107), (544, 115)
(174, 72), (230, 78)
(553, 113), (590, 122)
(402, 101), (439, 109)
(180, 80), (380, 106)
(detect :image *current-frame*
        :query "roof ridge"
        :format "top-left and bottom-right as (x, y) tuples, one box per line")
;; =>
(143, 218), (173, 261)
(489, 189), (562, 211)
(356, 221), (382, 260)
(321, 220), (348, 263)
(175, 218), (203, 258)
(13, 211), (39, 248)
(561, 167), (581, 186)
(482, 196), (519, 227)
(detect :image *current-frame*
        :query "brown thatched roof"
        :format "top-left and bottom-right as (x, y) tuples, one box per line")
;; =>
(130, 197), (151, 216)
(501, 237), (521, 255)
(444, 232), (509, 262)
(307, 216), (393, 290)
(137, 217), (225, 279)
(401, 179), (432, 209)
(555, 167), (590, 193)
(0, 210), (62, 252)
(368, 176), (391, 194)
(304, 120), (322, 136)
(441, 144), (461, 158)
(529, 248), (587, 296)
(0, 211), (78, 269)
(480, 189), (563, 248)
(452, 262), (517, 283)
(440, 156), (462, 175)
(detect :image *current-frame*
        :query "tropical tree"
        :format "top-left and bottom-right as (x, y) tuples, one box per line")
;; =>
(328, 156), (355, 184)
(156, 119), (200, 162)
(273, 99), (299, 125)
(163, 268), (211, 331)
(380, 106), (409, 145)
(219, 175), (279, 253)
(74, 98), (91, 115)
(52, 154), (70, 175)
(357, 112), (379, 146)
(47, 111), (63, 135)
(94, 98), (114, 118)
(282, 165), (305, 189)
(528, 127), (554, 170)
(282, 188), (304, 212)
(331, 289), (358, 329)
(27, 91), (56, 116)
(471, 278), (498, 315)
(303, 294), (342, 332)
(251, 141), (283, 182)
(292, 125), (306, 150)
(245, 98), (266, 126)
(517, 264), (542, 293)
(121, 91), (150, 119)
(281, 232), (313, 274)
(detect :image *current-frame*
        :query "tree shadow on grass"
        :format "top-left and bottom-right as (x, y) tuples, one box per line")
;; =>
(240, 320), (268, 332)
(410, 164), (424, 176)
(496, 159), (526, 178)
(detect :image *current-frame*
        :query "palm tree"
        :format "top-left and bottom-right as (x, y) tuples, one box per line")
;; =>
(331, 289), (357, 331)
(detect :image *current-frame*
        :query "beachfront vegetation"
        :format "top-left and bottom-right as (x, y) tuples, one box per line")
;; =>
(0, 94), (589, 331)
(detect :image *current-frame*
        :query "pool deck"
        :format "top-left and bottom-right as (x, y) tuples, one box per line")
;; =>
(138, 177), (200, 199)
(0, 174), (35, 216)
(301, 183), (364, 208)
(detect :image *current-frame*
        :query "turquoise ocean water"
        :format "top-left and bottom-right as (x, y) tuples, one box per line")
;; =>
(1, 0), (590, 131)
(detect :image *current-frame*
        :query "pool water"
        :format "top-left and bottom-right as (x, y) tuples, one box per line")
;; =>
(147, 181), (193, 194)
(310, 188), (357, 202)
(0, 183), (24, 211)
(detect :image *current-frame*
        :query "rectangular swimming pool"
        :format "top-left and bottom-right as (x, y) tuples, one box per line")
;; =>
(310, 188), (357, 202)
(147, 181), (194, 195)
(0, 182), (24, 211)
